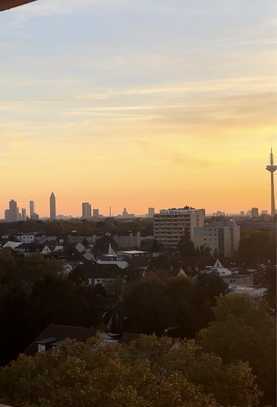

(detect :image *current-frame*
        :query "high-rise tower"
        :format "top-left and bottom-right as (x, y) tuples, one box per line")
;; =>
(50, 192), (56, 221)
(4, 200), (19, 222)
(30, 200), (35, 218)
(266, 149), (277, 217)
(82, 202), (92, 219)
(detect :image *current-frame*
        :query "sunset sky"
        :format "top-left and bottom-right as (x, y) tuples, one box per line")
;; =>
(0, 0), (276, 217)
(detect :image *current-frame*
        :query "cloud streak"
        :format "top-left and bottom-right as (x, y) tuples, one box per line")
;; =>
(0, 0), (276, 215)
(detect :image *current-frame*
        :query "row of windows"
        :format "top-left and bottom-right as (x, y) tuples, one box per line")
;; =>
(155, 229), (191, 233)
(155, 233), (190, 236)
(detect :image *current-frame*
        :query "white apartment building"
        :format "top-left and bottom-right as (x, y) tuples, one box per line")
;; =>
(16, 233), (36, 244)
(193, 220), (240, 258)
(154, 207), (205, 248)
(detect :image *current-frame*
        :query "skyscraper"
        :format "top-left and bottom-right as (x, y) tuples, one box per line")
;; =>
(82, 202), (92, 219)
(30, 200), (35, 218)
(50, 193), (56, 221)
(251, 208), (259, 218)
(266, 149), (277, 217)
(22, 208), (27, 221)
(4, 200), (19, 222)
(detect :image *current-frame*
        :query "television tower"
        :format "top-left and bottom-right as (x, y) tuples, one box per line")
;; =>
(266, 148), (277, 217)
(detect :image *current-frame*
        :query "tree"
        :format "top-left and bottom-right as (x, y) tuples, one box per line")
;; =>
(124, 278), (172, 335)
(0, 253), (62, 365)
(0, 336), (260, 407)
(0, 253), (101, 365)
(264, 266), (276, 309)
(123, 274), (228, 338)
(198, 294), (275, 406)
(127, 336), (260, 407)
(187, 273), (228, 335)
(178, 237), (196, 257)
(164, 276), (193, 336)
(238, 230), (275, 265)
(0, 250), (60, 288)
(192, 273), (228, 306)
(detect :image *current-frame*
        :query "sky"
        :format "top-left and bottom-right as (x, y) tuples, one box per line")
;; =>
(0, 0), (276, 217)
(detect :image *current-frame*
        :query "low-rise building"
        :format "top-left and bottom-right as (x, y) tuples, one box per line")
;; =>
(113, 232), (142, 249)
(15, 233), (36, 244)
(25, 324), (96, 355)
(193, 219), (240, 258)
(200, 260), (261, 298)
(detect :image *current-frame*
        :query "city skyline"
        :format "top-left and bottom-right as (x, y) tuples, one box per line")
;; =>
(0, 0), (276, 216)
(0, 192), (273, 220)
(0, 149), (275, 218)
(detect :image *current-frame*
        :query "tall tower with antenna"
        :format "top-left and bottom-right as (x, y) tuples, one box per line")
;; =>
(50, 192), (57, 221)
(266, 149), (277, 217)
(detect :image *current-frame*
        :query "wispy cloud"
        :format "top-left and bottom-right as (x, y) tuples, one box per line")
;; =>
(0, 0), (276, 214)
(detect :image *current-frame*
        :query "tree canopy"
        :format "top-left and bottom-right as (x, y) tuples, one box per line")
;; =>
(238, 230), (275, 264)
(123, 273), (228, 337)
(198, 294), (276, 406)
(0, 336), (260, 407)
(0, 252), (103, 365)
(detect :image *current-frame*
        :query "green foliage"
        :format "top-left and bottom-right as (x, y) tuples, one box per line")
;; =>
(0, 336), (260, 407)
(238, 230), (275, 264)
(198, 294), (275, 406)
(0, 250), (60, 289)
(178, 238), (196, 257)
(127, 336), (260, 407)
(0, 252), (102, 365)
(0, 218), (153, 239)
(263, 266), (276, 308)
(124, 277), (172, 335)
(124, 274), (228, 337)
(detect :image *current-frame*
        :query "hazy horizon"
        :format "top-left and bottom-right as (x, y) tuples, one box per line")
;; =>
(0, 0), (276, 217)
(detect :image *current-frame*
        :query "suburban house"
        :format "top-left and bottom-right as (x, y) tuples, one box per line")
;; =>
(25, 324), (96, 355)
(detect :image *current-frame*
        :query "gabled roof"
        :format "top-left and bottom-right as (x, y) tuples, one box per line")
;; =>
(75, 242), (86, 253)
(177, 268), (188, 279)
(83, 251), (96, 262)
(41, 245), (52, 254)
(53, 245), (64, 253)
(205, 259), (232, 277)
(3, 241), (22, 250)
(25, 324), (96, 355)
(108, 243), (117, 256)
(214, 259), (223, 268)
